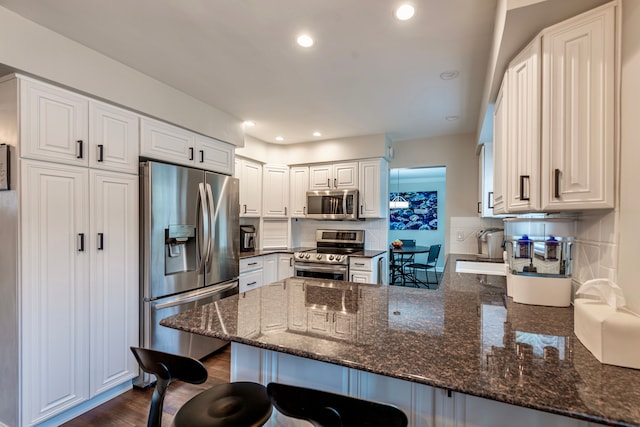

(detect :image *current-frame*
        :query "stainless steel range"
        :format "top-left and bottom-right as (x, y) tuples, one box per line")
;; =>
(294, 229), (364, 281)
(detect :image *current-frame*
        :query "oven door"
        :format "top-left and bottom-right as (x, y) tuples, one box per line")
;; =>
(294, 262), (348, 281)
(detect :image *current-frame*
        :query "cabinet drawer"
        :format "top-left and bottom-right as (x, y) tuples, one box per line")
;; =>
(240, 257), (264, 273)
(239, 269), (263, 293)
(349, 257), (372, 271)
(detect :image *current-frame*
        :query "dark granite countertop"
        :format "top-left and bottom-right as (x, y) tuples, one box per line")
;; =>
(161, 254), (640, 427)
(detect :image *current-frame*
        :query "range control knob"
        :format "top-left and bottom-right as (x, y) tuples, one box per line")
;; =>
(328, 255), (335, 261)
(305, 253), (311, 259)
(335, 255), (342, 262)
(316, 254), (323, 260)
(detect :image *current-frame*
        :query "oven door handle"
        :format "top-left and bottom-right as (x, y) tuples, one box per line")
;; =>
(295, 263), (348, 273)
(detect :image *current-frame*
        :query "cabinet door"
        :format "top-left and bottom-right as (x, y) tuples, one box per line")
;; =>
(277, 253), (294, 280)
(195, 135), (234, 175)
(359, 159), (387, 218)
(20, 79), (89, 166)
(89, 170), (139, 397)
(21, 160), (90, 424)
(307, 309), (332, 335)
(334, 162), (359, 189)
(333, 312), (356, 340)
(140, 117), (195, 166)
(493, 76), (508, 214)
(263, 165), (289, 217)
(239, 159), (262, 217)
(541, 5), (615, 210)
(290, 166), (309, 217)
(478, 144), (497, 217)
(350, 271), (373, 283)
(309, 164), (333, 190)
(89, 101), (140, 174)
(262, 254), (278, 285)
(507, 38), (541, 212)
(287, 280), (307, 332)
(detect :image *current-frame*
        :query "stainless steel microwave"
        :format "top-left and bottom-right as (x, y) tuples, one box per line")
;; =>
(306, 189), (359, 220)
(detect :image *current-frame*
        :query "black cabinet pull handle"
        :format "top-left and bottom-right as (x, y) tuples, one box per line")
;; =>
(327, 178), (330, 188)
(334, 178), (337, 188)
(244, 204), (247, 214)
(477, 201), (481, 213)
(189, 147), (194, 160)
(98, 233), (104, 250)
(247, 281), (257, 286)
(199, 150), (204, 163)
(97, 144), (104, 162)
(554, 169), (561, 199)
(519, 175), (530, 201)
(78, 233), (85, 252)
(76, 140), (83, 159)
(488, 191), (494, 209)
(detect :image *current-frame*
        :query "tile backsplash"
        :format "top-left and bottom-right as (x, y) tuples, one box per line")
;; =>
(449, 216), (504, 255)
(291, 218), (388, 250)
(573, 210), (619, 288)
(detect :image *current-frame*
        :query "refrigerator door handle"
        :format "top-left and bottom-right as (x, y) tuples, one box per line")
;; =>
(197, 182), (210, 274)
(205, 182), (215, 266)
(154, 281), (238, 309)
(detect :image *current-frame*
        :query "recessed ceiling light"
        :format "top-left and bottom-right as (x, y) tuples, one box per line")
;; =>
(296, 34), (314, 48)
(243, 120), (255, 127)
(445, 115), (460, 121)
(313, 131), (322, 137)
(275, 136), (284, 141)
(395, 4), (415, 21)
(440, 70), (459, 80)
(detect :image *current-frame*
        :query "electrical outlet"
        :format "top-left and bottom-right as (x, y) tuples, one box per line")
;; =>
(456, 230), (464, 241)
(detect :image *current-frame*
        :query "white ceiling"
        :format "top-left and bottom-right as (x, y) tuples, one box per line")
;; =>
(0, 0), (498, 144)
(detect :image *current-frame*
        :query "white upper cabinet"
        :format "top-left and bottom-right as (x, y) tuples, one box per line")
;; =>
(236, 157), (262, 217)
(20, 78), (89, 166)
(478, 144), (503, 217)
(358, 158), (388, 219)
(540, 5), (615, 210)
(495, 2), (617, 214)
(492, 76), (508, 215)
(89, 101), (140, 174)
(289, 166), (309, 218)
(506, 37), (541, 213)
(309, 162), (358, 190)
(262, 164), (289, 218)
(195, 135), (234, 175)
(141, 117), (234, 175)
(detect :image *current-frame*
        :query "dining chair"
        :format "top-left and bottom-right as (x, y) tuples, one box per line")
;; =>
(131, 347), (272, 427)
(267, 382), (408, 427)
(406, 244), (441, 288)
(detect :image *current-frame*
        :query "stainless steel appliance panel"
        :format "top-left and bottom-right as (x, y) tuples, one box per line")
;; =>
(306, 189), (358, 220)
(294, 263), (348, 281)
(204, 172), (240, 286)
(146, 280), (237, 358)
(142, 161), (205, 300)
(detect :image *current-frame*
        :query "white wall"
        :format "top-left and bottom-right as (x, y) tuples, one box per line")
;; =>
(617, 0), (640, 314)
(0, 6), (243, 146)
(390, 133), (479, 258)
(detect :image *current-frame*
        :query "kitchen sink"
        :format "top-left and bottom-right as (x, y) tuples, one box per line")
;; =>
(455, 260), (506, 276)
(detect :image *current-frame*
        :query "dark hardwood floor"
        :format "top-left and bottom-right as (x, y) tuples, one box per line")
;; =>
(62, 345), (231, 426)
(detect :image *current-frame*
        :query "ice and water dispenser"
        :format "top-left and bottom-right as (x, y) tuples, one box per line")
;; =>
(504, 218), (576, 307)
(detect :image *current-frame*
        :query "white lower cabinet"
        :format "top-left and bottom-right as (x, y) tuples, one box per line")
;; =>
(277, 253), (294, 280)
(349, 253), (387, 284)
(20, 160), (138, 426)
(231, 343), (596, 427)
(239, 257), (264, 293)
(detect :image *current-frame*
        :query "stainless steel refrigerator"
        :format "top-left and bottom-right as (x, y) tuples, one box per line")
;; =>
(138, 161), (239, 380)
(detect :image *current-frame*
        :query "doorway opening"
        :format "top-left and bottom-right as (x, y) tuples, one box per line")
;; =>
(388, 166), (446, 287)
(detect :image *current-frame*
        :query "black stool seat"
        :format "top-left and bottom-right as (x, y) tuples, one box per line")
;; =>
(267, 382), (408, 427)
(131, 347), (272, 427)
(173, 382), (272, 427)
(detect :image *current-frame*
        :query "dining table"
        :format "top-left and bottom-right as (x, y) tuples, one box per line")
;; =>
(389, 244), (430, 286)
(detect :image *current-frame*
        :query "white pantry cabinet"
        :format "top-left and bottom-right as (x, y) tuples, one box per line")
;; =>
(289, 166), (309, 218)
(495, 3), (617, 214)
(20, 160), (139, 425)
(19, 77), (89, 167)
(358, 158), (388, 219)
(309, 162), (358, 190)
(235, 157), (262, 217)
(262, 164), (289, 218)
(140, 117), (234, 175)
(89, 100), (140, 174)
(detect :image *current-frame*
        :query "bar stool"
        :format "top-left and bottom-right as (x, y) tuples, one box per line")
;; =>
(267, 382), (408, 427)
(131, 347), (272, 427)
